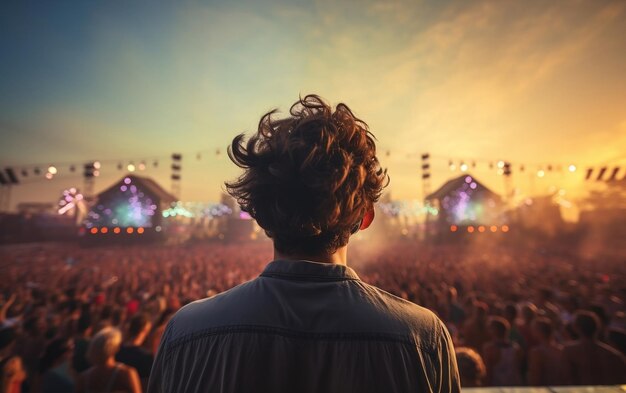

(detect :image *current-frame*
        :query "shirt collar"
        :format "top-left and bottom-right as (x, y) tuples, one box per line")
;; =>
(261, 259), (360, 281)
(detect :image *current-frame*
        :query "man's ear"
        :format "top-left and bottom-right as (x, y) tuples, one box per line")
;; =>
(359, 209), (375, 230)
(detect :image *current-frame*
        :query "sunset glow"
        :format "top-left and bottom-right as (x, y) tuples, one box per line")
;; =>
(1, 1), (625, 212)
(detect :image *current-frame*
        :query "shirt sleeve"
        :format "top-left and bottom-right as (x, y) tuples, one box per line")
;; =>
(436, 319), (461, 393)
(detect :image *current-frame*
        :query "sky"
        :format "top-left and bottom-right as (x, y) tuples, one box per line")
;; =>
(1, 0), (625, 214)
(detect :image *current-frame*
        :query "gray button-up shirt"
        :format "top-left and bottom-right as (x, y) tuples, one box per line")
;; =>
(148, 260), (460, 393)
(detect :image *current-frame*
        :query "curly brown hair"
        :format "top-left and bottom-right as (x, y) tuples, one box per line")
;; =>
(225, 95), (388, 255)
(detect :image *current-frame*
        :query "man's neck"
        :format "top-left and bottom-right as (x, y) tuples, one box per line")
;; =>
(274, 246), (348, 265)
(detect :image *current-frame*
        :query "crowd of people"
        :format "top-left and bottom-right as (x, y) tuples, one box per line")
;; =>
(0, 238), (625, 391)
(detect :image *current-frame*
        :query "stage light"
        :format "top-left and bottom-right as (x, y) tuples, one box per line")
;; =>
(490, 225), (497, 232)
(127, 164), (136, 172)
(90, 227), (98, 234)
(94, 161), (101, 169)
(45, 172), (54, 180)
(450, 225), (458, 232)
(502, 225), (509, 233)
(137, 227), (144, 234)
(101, 227), (108, 234)
(497, 169), (504, 176)
(568, 164), (576, 172)
(478, 226), (485, 232)
(467, 226), (475, 233)
(460, 163), (468, 172)
(86, 177), (159, 229)
(127, 227), (134, 234)
(497, 161), (505, 169)
(93, 170), (100, 177)
(113, 227), (121, 234)
(503, 162), (512, 176)
(465, 176), (472, 184)
(47, 166), (57, 175)
(138, 162), (146, 171)
(449, 163), (456, 171)
(155, 226), (162, 232)
(537, 170), (545, 178)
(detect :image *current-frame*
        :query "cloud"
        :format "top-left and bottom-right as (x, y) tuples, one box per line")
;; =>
(2, 0), (625, 204)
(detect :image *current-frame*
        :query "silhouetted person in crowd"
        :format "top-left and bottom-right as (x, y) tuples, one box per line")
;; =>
(73, 312), (93, 373)
(518, 303), (539, 350)
(0, 356), (26, 393)
(146, 308), (175, 356)
(447, 287), (466, 327)
(116, 313), (153, 387)
(536, 287), (560, 320)
(483, 317), (522, 386)
(0, 328), (24, 393)
(39, 338), (75, 393)
(503, 304), (525, 350)
(148, 95), (460, 392)
(563, 310), (626, 385)
(588, 304), (609, 341)
(77, 327), (141, 393)
(0, 328), (16, 364)
(560, 294), (579, 325)
(455, 347), (486, 387)
(462, 301), (490, 353)
(527, 317), (568, 385)
(608, 327), (626, 356)
(14, 315), (46, 387)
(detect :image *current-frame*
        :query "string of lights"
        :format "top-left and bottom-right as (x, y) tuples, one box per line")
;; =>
(414, 154), (624, 181)
(0, 148), (225, 186)
(0, 149), (623, 188)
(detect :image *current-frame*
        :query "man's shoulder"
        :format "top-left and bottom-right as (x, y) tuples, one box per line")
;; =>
(164, 275), (445, 352)
(165, 279), (259, 339)
(354, 280), (441, 330)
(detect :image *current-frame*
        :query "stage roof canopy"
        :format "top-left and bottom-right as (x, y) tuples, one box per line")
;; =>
(97, 175), (176, 205)
(426, 174), (500, 202)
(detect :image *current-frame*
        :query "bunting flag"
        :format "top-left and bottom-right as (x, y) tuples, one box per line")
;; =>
(595, 167), (608, 181)
(607, 167), (620, 181)
(582, 167), (624, 182)
(1, 148), (622, 188)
